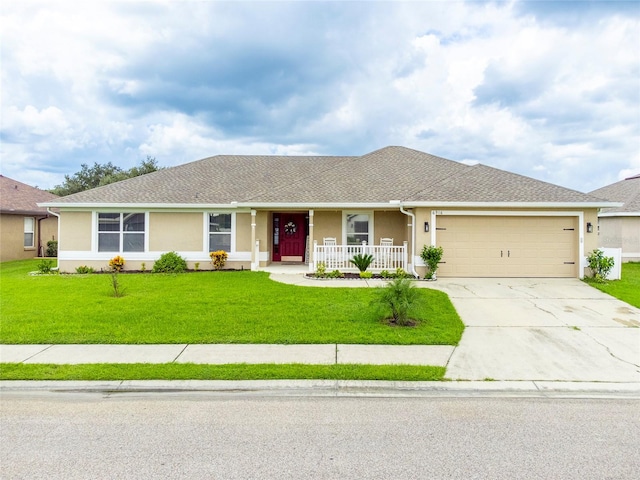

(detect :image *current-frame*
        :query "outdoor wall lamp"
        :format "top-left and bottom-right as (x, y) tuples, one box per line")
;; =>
(424, 222), (430, 232)
(587, 222), (593, 233)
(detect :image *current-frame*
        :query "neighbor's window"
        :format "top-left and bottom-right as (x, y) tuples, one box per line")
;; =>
(98, 213), (145, 252)
(209, 213), (232, 251)
(346, 213), (371, 245)
(24, 217), (35, 248)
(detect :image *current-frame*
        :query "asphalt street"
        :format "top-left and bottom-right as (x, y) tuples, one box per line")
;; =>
(1, 393), (638, 479)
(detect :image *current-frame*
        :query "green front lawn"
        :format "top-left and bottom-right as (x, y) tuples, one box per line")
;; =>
(0, 260), (464, 345)
(583, 262), (640, 308)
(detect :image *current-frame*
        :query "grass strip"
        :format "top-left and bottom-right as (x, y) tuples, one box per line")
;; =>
(0, 363), (445, 381)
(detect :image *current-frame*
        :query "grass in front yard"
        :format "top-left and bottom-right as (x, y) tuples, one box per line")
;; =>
(583, 262), (640, 309)
(0, 363), (445, 381)
(0, 260), (463, 345)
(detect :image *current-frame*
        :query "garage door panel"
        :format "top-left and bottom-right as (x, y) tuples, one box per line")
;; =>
(436, 216), (578, 278)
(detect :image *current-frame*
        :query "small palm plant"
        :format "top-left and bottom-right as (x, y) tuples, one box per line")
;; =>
(350, 253), (374, 273)
(377, 277), (421, 326)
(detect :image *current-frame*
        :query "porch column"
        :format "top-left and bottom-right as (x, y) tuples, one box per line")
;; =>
(308, 209), (314, 271)
(250, 209), (257, 270)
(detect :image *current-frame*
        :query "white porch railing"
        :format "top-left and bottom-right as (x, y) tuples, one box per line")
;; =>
(312, 241), (408, 272)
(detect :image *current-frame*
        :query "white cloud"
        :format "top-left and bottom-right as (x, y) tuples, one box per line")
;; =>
(0, 0), (637, 192)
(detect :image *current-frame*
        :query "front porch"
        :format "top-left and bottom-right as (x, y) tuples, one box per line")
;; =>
(312, 241), (408, 273)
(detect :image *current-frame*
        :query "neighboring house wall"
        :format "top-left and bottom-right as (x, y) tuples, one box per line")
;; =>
(0, 214), (57, 262)
(598, 216), (640, 262)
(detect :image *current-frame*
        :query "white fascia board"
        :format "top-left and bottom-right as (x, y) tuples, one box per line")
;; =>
(401, 201), (622, 209)
(237, 202), (401, 209)
(598, 212), (640, 217)
(42, 203), (249, 211)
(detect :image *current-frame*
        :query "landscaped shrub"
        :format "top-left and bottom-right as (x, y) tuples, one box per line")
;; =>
(46, 240), (58, 257)
(152, 251), (187, 273)
(350, 253), (374, 272)
(377, 277), (421, 326)
(587, 249), (615, 283)
(359, 271), (373, 279)
(420, 245), (443, 279)
(209, 250), (228, 270)
(108, 255), (125, 272)
(37, 259), (55, 274)
(328, 270), (344, 278)
(75, 265), (94, 274)
(393, 268), (409, 279)
(314, 262), (327, 278)
(380, 270), (391, 279)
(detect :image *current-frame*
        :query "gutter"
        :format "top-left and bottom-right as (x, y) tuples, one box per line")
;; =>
(47, 208), (61, 271)
(398, 204), (419, 278)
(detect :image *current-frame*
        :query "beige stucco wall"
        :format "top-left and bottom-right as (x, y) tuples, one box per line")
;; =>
(312, 211), (342, 244)
(149, 212), (202, 251)
(236, 212), (252, 252)
(598, 216), (640, 262)
(59, 211), (92, 252)
(373, 211), (407, 245)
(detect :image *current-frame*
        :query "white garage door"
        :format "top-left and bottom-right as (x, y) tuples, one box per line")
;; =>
(435, 216), (578, 278)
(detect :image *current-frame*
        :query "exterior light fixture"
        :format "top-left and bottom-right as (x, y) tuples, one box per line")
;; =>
(586, 222), (593, 233)
(424, 222), (430, 232)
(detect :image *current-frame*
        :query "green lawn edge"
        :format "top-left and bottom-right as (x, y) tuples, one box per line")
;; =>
(582, 262), (640, 309)
(0, 363), (445, 382)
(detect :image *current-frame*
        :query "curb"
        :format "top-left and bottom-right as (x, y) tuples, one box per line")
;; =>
(2, 380), (640, 399)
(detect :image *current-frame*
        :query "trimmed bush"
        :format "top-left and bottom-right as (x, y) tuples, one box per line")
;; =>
(152, 251), (187, 273)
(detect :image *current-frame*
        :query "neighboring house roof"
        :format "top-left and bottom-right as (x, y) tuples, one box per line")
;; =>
(0, 175), (58, 215)
(589, 174), (640, 215)
(41, 146), (613, 208)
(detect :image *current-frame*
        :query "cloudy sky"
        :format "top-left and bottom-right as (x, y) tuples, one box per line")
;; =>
(1, 0), (639, 193)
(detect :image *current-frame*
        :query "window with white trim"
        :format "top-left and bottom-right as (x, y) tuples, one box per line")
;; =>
(209, 213), (232, 252)
(98, 213), (145, 252)
(24, 217), (35, 248)
(345, 213), (371, 245)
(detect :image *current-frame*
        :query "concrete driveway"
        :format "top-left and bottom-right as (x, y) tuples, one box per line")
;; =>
(427, 278), (640, 382)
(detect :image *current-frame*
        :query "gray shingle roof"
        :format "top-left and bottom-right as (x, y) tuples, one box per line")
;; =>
(1, 175), (58, 214)
(44, 146), (609, 207)
(589, 174), (640, 214)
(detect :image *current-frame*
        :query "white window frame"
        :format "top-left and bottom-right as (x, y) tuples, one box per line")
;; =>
(343, 211), (374, 245)
(95, 212), (148, 253)
(24, 217), (35, 248)
(205, 211), (236, 253)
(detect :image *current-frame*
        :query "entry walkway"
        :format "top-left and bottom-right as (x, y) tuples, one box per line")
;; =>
(0, 344), (454, 367)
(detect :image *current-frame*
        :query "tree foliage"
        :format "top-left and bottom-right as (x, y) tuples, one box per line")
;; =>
(50, 156), (160, 196)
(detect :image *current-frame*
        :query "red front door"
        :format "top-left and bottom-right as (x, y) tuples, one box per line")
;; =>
(273, 213), (306, 262)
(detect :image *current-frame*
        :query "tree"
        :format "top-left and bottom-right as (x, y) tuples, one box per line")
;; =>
(50, 156), (160, 196)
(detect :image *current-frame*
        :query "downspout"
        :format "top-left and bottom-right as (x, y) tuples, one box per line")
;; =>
(47, 208), (60, 271)
(36, 216), (44, 257)
(399, 205), (419, 278)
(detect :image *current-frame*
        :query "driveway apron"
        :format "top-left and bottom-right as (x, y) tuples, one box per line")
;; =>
(425, 278), (640, 382)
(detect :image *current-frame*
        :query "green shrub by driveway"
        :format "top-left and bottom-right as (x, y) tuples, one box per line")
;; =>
(0, 260), (464, 345)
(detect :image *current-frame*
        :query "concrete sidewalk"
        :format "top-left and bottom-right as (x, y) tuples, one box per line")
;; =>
(0, 343), (454, 367)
